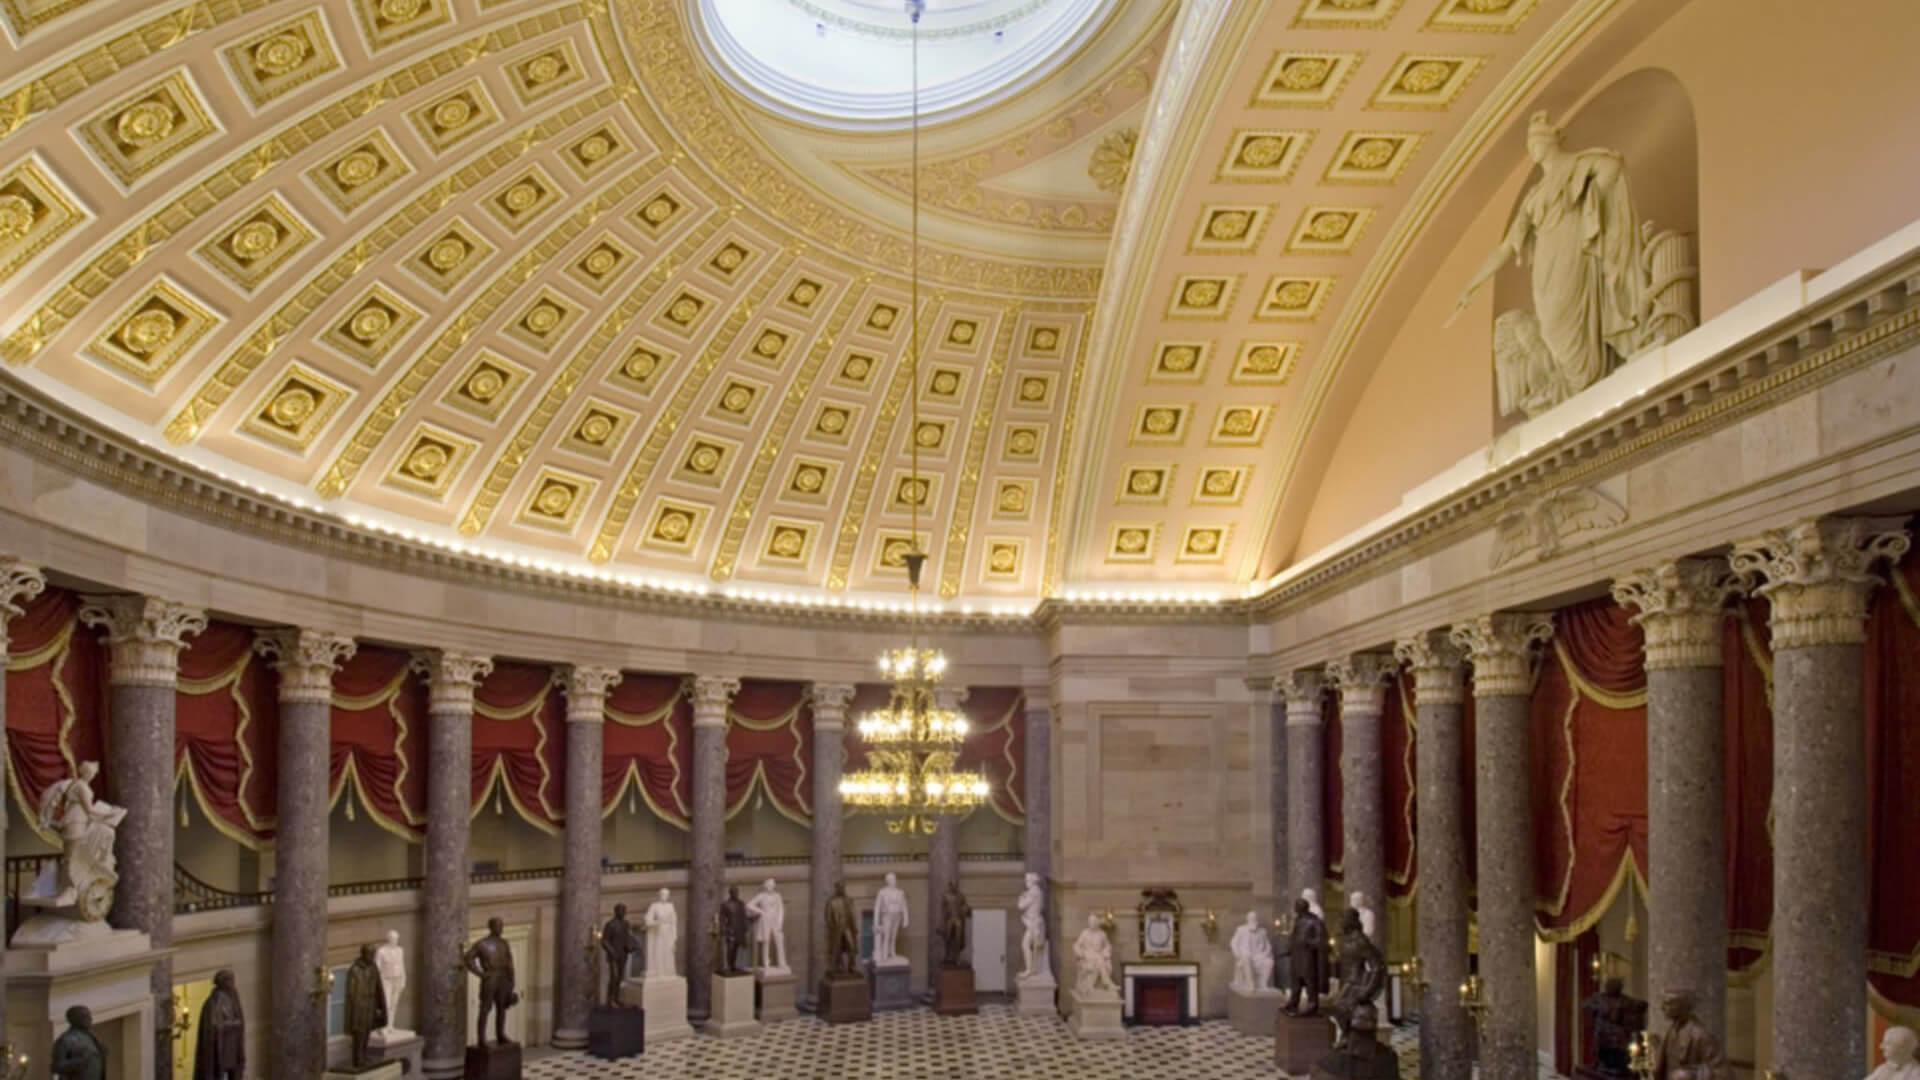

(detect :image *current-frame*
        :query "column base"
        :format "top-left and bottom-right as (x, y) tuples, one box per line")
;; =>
(1228, 986), (1284, 1038)
(1015, 973), (1057, 1016)
(326, 1064), (404, 1080)
(704, 973), (763, 1038)
(1067, 989), (1124, 1041)
(756, 971), (798, 1022)
(550, 1026), (587, 1051)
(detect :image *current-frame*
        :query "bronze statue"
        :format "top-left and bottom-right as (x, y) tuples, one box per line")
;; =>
(718, 885), (750, 976)
(825, 880), (859, 976)
(1284, 898), (1328, 1016)
(1315, 1002), (1401, 1079)
(939, 880), (971, 967)
(1327, 908), (1385, 1048)
(193, 969), (246, 1080)
(464, 916), (519, 1046)
(50, 1005), (104, 1080)
(344, 943), (387, 1067)
(1581, 976), (1648, 1076)
(1651, 988), (1729, 1080)
(601, 903), (636, 1005)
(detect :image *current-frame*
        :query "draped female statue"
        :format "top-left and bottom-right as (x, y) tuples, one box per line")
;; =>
(35, 761), (126, 921)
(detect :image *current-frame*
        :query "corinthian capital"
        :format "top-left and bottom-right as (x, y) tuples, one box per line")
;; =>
(78, 594), (208, 687)
(1326, 653), (1394, 715)
(1610, 558), (1742, 669)
(808, 681), (856, 717)
(409, 649), (494, 711)
(0, 557), (45, 627)
(1279, 670), (1325, 726)
(254, 629), (357, 705)
(1730, 516), (1911, 649)
(561, 665), (624, 723)
(1449, 612), (1554, 698)
(1394, 630), (1466, 706)
(688, 675), (740, 727)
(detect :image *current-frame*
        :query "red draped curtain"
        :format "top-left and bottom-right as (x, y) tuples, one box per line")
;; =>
(329, 646), (428, 841)
(471, 663), (564, 833)
(1324, 692), (1343, 883)
(727, 680), (812, 824)
(174, 622), (278, 847)
(1385, 671), (1416, 900)
(603, 674), (690, 828)
(5, 587), (106, 840)
(1867, 547), (1920, 1012)
(959, 686), (1026, 824)
(1724, 598), (1773, 971)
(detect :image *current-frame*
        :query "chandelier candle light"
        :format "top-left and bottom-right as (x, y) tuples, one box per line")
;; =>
(837, 0), (990, 835)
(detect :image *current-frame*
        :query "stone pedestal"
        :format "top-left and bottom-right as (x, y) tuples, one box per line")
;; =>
(818, 974), (872, 1024)
(756, 972), (797, 1022)
(1228, 986), (1284, 1038)
(1067, 989), (1124, 1041)
(705, 973), (761, 1038)
(869, 961), (913, 1012)
(367, 1030), (424, 1077)
(1275, 1012), (1336, 1073)
(625, 975), (691, 1043)
(462, 1042), (521, 1080)
(1015, 973), (1057, 1016)
(1309, 1034), (1400, 1079)
(3, 927), (159, 1080)
(326, 1063), (403, 1080)
(934, 965), (976, 1016)
(587, 1005), (643, 1060)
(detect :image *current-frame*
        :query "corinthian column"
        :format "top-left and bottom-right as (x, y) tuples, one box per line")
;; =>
(807, 682), (854, 1002)
(687, 675), (739, 1020)
(0, 559), (45, 1047)
(1280, 671), (1327, 907)
(78, 594), (206, 1080)
(1611, 559), (1741, 1035)
(1451, 612), (1553, 1080)
(254, 629), (357, 1080)
(411, 649), (493, 1080)
(554, 665), (623, 1048)
(926, 684), (969, 978)
(1328, 653), (1392, 941)
(1731, 517), (1911, 1077)
(1395, 630), (1469, 1080)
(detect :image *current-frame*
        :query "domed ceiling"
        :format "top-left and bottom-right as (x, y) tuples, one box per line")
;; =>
(0, 0), (1593, 609)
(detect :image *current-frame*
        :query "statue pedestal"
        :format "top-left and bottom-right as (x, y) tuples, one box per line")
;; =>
(1309, 1032), (1400, 1079)
(588, 1004), (644, 1059)
(1228, 986), (1285, 1037)
(1275, 1011), (1335, 1073)
(817, 973), (871, 1024)
(1068, 989), (1124, 1040)
(367, 1030), (424, 1076)
(704, 973), (761, 1038)
(2, 926), (159, 1080)
(934, 965), (976, 1016)
(623, 974), (691, 1043)
(1014, 972), (1057, 1016)
(756, 971), (797, 1022)
(326, 1062), (404, 1080)
(462, 1041), (521, 1080)
(868, 960), (913, 1012)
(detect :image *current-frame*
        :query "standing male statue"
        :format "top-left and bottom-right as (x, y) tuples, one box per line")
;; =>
(938, 880), (971, 968)
(872, 872), (909, 966)
(745, 879), (788, 974)
(463, 917), (519, 1046)
(717, 885), (750, 976)
(193, 969), (246, 1080)
(1650, 988), (1729, 1080)
(601, 904), (636, 1005)
(825, 880), (860, 976)
(1017, 872), (1048, 978)
(643, 888), (679, 978)
(373, 929), (410, 1038)
(1284, 897), (1329, 1016)
(1326, 909), (1386, 1049)
(344, 943), (387, 1068)
(50, 1005), (104, 1080)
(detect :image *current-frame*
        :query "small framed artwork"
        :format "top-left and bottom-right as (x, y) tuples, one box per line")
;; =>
(1137, 887), (1183, 959)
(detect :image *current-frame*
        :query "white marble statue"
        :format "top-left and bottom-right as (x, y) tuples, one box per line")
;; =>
(1452, 110), (1695, 419)
(1073, 914), (1117, 997)
(872, 872), (909, 967)
(1229, 911), (1274, 993)
(32, 760), (126, 921)
(1349, 890), (1379, 946)
(1869, 1026), (1920, 1080)
(643, 888), (678, 978)
(1301, 887), (1324, 922)
(745, 878), (788, 975)
(373, 930), (411, 1039)
(1017, 872), (1049, 979)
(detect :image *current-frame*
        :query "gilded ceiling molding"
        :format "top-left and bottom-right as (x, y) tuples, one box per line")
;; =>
(588, 244), (799, 563)
(937, 303), (1022, 598)
(1040, 297), (1096, 597)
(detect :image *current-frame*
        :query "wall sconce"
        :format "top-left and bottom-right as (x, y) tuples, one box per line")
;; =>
(1628, 1032), (1654, 1079)
(1393, 955), (1428, 995)
(312, 965), (335, 1003)
(1098, 909), (1116, 936)
(1458, 974), (1488, 1033)
(0, 1043), (27, 1080)
(1590, 949), (1629, 982)
(169, 994), (193, 1046)
(1201, 909), (1219, 943)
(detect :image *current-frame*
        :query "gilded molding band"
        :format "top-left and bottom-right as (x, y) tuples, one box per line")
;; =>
(1450, 612), (1553, 698)
(689, 674), (741, 727)
(409, 649), (495, 711)
(1327, 652), (1394, 715)
(562, 665), (624, 725)
(1281, 669), (1325, 726)
(77, 594), (208, 688)
(1394, 630), (1466, 707)
(808, 681), (856, 732)
(1610, 558), (1743, 670)
(1730, 516), (1912, 650)
(254, 628), (358, 705)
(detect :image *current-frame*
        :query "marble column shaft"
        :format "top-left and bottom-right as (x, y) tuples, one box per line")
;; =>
(1612, 559), (1740, 1036)
(1265, 688), (1287, 912)
(0, 559), (47, 1049)
(688, 675), (738, 1020)
(925, 685), (969, 976)
(1732, 516), (1910, 1077)
(1453, 613), (1553, 1080)
(554, 666), (623, 1048)
(807, 683), (854, 1001)
(1397, 631), (1469, 1080)
(1022, 697), (1052, 886)
(414, 650), (493, 1080)
(1281, 671), (1327, 906)
(1329, 653), (1393, 936)
(79, 594), (206, 1080)
(255, 629), (357, 1080)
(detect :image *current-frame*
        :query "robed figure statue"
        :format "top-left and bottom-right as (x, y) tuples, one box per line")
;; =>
(464, 917), (519, 1046)
(601, 904), (636, 1005)
(193, 970), (246, 1080)
(1284, 898), (1328, 1016)
(718, 885), (750, 976)
(34, 761), (126, 921)
(824, 881), (860, 977)
(345, 944), (388, 1068)
(1326, 909), (1386, 1049)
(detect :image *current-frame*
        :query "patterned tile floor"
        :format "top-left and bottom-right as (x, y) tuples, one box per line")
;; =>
(521, 1004), (1566, 1079)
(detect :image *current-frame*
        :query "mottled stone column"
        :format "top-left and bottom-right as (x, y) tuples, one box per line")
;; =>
(255, 629), (357, 1080)
(807, 682), (854, 1003)
(1246, 677), (1283, 910)
(0, 559), (46, 1047)
(554, 666), (623, 1048)
(687, 675), (738, 1020)
(1328, 653), (1392, 942)
(78, 594), (206, 1080)
(412, 650), (493, 1080)
(1732, 517), (1911, 1078)
(925, 685), (968, 977)
(1280, 671), (1327, 907)
(1022, 691), (1052, 886)
(1612, 559), (1741, 1036)
(1396, 630), (1469, 1080)
(1452, 613), (1553, 1080)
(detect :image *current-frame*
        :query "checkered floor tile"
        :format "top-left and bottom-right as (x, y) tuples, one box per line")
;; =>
(521, 1004), (1567, 1079)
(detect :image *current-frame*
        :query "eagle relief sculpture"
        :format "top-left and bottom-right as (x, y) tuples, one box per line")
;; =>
(1453, 111), (1697, 419)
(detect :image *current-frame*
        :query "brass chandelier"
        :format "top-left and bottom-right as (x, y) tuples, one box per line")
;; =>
(837, 0), (989, 835)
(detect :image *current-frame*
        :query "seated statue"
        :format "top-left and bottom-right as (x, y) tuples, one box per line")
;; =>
(1870, 1026), (1920, 1080)
(1651, 988), (1728, 1080)
(1073, 914), (1117, 997)
(1326, 909), (1385, 1049)
(32, 761), (126, 922)
(1581, 977), (1648, 1077)
(1230, 910), (1274, 993)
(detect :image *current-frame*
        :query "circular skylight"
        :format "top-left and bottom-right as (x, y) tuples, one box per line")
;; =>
(695, 0), (1112, 129)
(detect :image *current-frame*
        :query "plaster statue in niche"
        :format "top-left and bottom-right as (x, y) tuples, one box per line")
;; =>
(1452, 110), (1697, 419)
(1868, 1026), (1920, 1080)
(1649, 988), (1729, 1080)
(745, 879), (789, 975)
(30, 761), (125, 923)
(644, 888), (678, 978)
(1072, 914), (1117, 997)
(872, 872), (909, 967)
(373, 929), (411, 1038)
(1229, 910), (1275, 993)
(1017, 872), (1049, 978)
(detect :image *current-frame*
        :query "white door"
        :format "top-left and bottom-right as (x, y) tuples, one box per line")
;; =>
(971, 908), (1008, 992)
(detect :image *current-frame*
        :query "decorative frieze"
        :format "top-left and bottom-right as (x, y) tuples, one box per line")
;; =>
(689, 674), (740, 727)
(1326, 653), (1394, 714)
(560, 665), (623, 724)
(1394, 630), (1466, 706)
(1280, 670), (1325, 726)
(1610, 558), (1743, 669)
(1730, 516), (1911, 649)
(1450, 613), (1554, 697)
(253, 628), (357, 704)
(808, 681), (856, 731)
(408, 648), (494, 711)
(77, 594), (207, 687)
